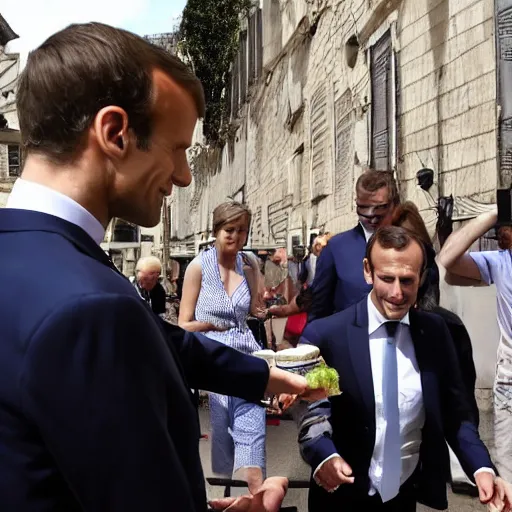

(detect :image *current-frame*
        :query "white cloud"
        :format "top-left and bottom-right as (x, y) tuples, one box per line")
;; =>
(3, 0), (151, 58)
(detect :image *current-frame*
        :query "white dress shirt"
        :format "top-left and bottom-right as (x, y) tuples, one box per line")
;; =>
(314, 295), (494, 492)
(6, 178), (105, 245)
(366, 295), (424, 496)
(360, 222), (373, 243)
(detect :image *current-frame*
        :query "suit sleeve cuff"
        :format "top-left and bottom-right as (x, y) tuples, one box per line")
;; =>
(313, 454), (341, 478)
(301, 435), (338, 471)
(474, 468), (496, 479)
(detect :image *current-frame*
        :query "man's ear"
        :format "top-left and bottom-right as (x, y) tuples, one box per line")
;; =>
(92, 106), (131, 158)
(363, 258), (374, 285)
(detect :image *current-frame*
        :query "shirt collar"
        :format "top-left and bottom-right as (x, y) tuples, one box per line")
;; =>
(359, 222), (374, 242)
(367, 293), (410, 336)
(6, 178), (105, 245)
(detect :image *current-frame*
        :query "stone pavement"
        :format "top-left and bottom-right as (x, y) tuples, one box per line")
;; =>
(199, 408), (493, 512)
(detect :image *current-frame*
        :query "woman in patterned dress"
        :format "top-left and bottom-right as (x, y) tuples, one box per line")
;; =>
(179, 201), (267, 494)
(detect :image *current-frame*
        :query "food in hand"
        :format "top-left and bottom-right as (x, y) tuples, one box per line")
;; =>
(305, 363), (341, 397)
(254, 345), (341, 397)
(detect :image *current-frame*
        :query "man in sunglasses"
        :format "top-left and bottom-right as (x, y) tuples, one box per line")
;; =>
(308, 170), (399, 321)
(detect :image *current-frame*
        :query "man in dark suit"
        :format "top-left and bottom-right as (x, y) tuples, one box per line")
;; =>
(0, 23), (312, 512)
(299, 226), (511, 511)
(308, 170), (399, 321)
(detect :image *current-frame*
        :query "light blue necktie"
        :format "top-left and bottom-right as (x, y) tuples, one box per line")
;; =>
(380, 321), (401, 502)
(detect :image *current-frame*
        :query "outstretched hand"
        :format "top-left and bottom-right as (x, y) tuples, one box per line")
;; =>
(266, 368), (328, 405)
(209, 477), (289, 511)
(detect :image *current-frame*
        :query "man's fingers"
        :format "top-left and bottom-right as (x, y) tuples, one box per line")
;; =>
(335, 467), (355, 485)
(256, 477), (288, 512)
(476, 473), (495, 504)
(478, 482), (493, 503)
(339, 474), (355, 484)
(339, 459), (353, 477)
(208, 497), (239, 510)
(315, 471), (339, 490)
(300, 388), (329, 402)
(277, 393), (298, 411)
(332, 457), (354, 484)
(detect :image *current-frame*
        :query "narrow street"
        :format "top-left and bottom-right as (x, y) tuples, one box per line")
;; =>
(200, 408), (492, 512)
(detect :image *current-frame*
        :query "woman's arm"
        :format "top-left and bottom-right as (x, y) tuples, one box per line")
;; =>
(178, 262), (222, 332)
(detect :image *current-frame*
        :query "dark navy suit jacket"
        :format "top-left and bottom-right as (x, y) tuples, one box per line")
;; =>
(301, 298), (494, 511)
(0, 209), (269, 512)
(308, 225), (371, 321)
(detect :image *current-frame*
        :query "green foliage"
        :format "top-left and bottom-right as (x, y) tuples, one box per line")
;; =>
(180, 0), (251, 145)
(305, 363), (341, 397)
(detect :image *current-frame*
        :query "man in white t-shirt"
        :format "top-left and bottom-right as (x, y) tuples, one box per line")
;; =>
(438, 209), (512, 481)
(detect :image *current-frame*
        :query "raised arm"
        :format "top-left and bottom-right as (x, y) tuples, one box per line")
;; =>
(178, 260), (221, 332)
(437, 209), (497, 284)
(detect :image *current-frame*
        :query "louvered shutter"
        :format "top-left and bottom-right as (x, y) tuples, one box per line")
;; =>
(370, 30), (392, 171)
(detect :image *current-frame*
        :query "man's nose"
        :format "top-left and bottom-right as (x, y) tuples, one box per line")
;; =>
(390, 280), (403, 299)
(172, 153), (192, 188)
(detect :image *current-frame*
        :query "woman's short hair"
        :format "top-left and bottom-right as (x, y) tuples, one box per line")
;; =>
(212, 201), (252, 235)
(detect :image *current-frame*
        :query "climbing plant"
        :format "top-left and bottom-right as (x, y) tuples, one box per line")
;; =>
(180, 0), (251, 145)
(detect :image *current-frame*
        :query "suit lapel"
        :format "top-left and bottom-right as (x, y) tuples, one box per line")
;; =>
(409, 309), (439, 425)
(347, 299), (376, 429)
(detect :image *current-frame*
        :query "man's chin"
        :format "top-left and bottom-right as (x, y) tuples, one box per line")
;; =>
(384, 305), (408, 319)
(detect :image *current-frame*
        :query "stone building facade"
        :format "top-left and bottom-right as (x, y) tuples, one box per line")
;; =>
(0, 14), (21, 208)
(170, 0), (500, 255)
(169, 0), (506, 390)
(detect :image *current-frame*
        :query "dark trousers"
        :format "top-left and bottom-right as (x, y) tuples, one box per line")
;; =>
(309, 474), (417, 512)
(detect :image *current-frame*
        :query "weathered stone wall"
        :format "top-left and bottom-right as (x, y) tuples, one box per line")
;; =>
(170, 0), (498, 249)
(398, 0), (497, 233)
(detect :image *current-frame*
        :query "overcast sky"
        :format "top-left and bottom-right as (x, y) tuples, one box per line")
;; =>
(3, 0), (186, 61)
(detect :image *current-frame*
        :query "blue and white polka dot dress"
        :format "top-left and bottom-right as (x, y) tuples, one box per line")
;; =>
(195, 248), (266, 478)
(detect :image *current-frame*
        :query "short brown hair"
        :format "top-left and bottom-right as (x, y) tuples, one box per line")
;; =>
(392, 201), (432, 247)
(356, 170), (399, 205)
(17, 22), (205, 163)
(366, 226), (427, 274)
(212, 201), (252, 235)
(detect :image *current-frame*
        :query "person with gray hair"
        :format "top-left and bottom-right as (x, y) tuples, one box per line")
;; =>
(131, 256), (167, 316)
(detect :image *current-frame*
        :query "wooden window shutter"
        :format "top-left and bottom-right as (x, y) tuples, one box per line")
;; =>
(239, 31), (248, 105)
(310, 85), (332, 201)
(248, 13), (256, 85)
(232, 51), (240, 117)
(256, 8), (263, 79)
(370, 30), (392, 171)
